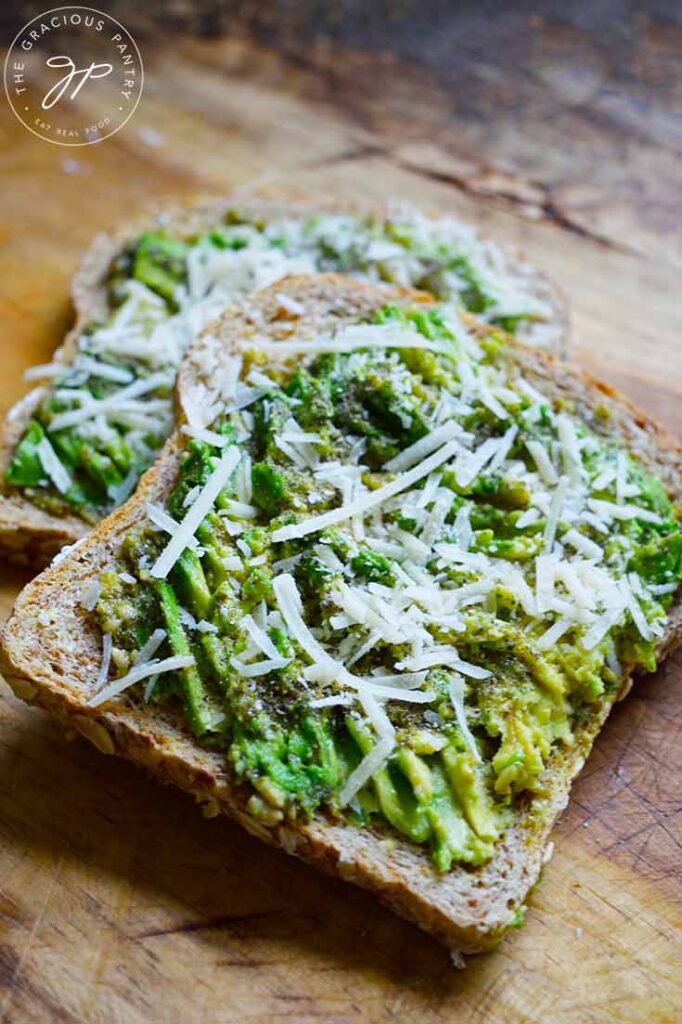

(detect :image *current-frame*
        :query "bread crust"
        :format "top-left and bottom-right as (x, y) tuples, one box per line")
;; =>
(2, 274), (675, 958)
(0, 194), (569, 568)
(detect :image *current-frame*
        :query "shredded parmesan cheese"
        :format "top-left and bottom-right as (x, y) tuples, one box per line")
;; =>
(526, 440), (558, 486)
(337, 736), (395, 807)
(151, 446), (241, 579)
(449, 674), (481, 762)
(36, 436), (71, 494)
(384, 420), (461, 473)
(88, 654), (196, 707)
(133, 628), (167, 665)
(587, 499), (662, 525)
(231, 656), (292, 677)
(271, 440), (460, 543)
(94, 633), (113, 692)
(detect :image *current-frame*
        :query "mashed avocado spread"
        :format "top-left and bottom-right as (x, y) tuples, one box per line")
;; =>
(87, 303), (682, 873)
(6, 207), (557, 523)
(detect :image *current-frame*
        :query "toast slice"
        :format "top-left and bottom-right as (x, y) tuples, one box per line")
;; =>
(2, 275), (678, 958)
(0, 195), (568, 567)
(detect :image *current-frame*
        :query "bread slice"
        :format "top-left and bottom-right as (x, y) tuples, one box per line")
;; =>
(0, 194), (568, 568)
(2, 274), (675, 959)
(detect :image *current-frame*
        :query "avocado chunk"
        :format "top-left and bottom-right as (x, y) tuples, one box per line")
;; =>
(350, 547), (395, 585)
(131, 232), (189, 307)
(251, 462), (290, 517)
(5, 419), (45, 487)
(155, 579), (215, 736)
(629, 532), (682, 588)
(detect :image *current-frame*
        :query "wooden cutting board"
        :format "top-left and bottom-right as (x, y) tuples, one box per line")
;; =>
(0, 28), (681, 1024)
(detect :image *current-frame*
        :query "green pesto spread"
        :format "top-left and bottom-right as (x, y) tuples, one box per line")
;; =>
(6, 206), (557, 523)
(89, 304), (682, 874)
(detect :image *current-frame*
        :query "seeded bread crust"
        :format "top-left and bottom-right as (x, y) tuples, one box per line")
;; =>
(1, 275), (677, 958)
(0, 195), (569, 568)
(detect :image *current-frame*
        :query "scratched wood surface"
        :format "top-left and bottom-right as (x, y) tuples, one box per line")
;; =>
(0, 19), (681, 1024)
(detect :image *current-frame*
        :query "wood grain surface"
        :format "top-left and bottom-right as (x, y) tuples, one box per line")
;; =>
(0, 19), (681, 1024)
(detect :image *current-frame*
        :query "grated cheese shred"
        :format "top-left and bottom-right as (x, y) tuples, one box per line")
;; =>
(151, 446), (241, 579)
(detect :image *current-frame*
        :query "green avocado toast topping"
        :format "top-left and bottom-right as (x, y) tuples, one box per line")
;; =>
(86, 302), (681, 872)
(6, 206), (559, 523)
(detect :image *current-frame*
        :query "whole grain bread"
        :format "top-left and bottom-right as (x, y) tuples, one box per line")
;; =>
(1, 274), (674, 958)
(0, 195), (568, 568)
